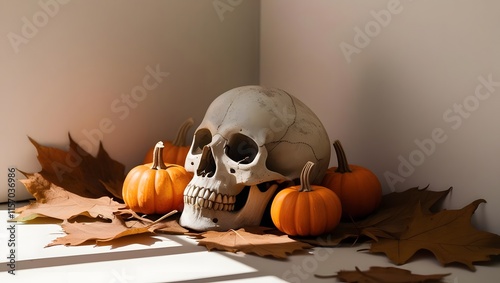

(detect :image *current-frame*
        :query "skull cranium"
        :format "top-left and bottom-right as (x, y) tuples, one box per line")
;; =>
(179, 86), (331, 231)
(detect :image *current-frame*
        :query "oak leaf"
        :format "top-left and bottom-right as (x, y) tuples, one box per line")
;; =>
(197, 227), (312, 258)
(316, 266), (449, 283)
(27, 134), (125, 199)
(300, 186), (452, 246)
(370, 199), (500, 271)
(15, 172), (125, 221)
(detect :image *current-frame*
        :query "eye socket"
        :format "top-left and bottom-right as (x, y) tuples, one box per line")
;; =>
(225, 133), (258, 164)
(191, 128), (212, 155)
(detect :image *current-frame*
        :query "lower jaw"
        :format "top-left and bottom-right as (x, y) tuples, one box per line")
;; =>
(179, 184), (279, 232)
(179, 203), (234, 231)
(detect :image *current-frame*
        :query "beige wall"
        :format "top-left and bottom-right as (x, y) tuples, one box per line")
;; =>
(0, 0), (260, 201)
(261, 0), (500, 233)
(2, 0), (500, 234)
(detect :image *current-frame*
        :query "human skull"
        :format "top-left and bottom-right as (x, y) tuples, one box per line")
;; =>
(179, 85), (331, 231)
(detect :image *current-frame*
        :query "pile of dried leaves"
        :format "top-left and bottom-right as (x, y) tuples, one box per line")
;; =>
(15, 135), (189, 245)
(298, 186), (500, 271)
(12, 135), (500, 282)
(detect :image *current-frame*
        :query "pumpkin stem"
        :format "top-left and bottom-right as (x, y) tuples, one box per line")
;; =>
(299, 161), (315, 192)
(151, 141), (168, 170)
(172, 117), (194, 146)
(333, 140), (352, 173)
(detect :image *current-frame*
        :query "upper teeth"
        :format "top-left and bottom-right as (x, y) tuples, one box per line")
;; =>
(183, 185), (236, 211)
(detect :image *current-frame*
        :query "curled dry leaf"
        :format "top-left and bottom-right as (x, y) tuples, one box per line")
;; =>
(197, 227), (312, 259)
(316, 266), (450, 283)
(48, 216), (151, 247)
(48, 211), (188, 247)
(15, 172), (125, 221)
(27, 134), (125, 199)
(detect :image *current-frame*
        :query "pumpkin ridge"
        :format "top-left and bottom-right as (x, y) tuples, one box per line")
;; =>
(139, 172), (155, 213)
(296, 190), (311, 236)
(154, 170), (167, 213)
(308, 190), (323, 235)
(323, 192), (335, 234)
(283, 190), (299, 236)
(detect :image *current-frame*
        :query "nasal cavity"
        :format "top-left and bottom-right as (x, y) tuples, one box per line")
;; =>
(197, 146), (216, 177)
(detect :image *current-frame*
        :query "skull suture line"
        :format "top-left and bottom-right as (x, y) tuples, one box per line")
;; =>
(179, 86), (331, 231)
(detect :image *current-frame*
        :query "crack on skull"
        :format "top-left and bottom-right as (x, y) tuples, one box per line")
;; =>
(267, 91), (298, 153)
(277, 91), (297, 135)
(216, 99), (235, 131)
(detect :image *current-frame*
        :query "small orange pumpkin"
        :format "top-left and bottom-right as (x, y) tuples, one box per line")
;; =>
(321, 140), (382, 219)
(123, 141), (192, 214)
(143, 118), (194, 166)
(271, 161), (342, 236)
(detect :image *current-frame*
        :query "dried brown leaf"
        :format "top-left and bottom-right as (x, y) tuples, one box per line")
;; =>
(27, 134), (125, 199)
(197, 227), (312, 259)
(48, 211), (187, 246)
(300, 186), (452, 246)
(14, 172), (125, 221)
(48, 217), (146, 246)
(370, 199), (500, 271)
(316, 266), (449, 283)
(152, 219), (189, 235)
(362, 186), (452, 236)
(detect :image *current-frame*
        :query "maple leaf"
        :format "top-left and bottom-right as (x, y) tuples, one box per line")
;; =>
(370, 199), (500, 271)
(197, 227), (312, 259)
(14, 172), (125, 221)
(27, 134), (125, 199)
(316, 266), (450, 283)
(48, 211), (188, 246)
(299, 186), (452, 246)
(362, 186), (451, 235)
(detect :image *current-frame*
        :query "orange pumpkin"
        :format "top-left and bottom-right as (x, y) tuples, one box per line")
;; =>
(123, 141), (193, 214)
(271, 161), (342, 236)
(321, 140), (382, 219)
(143, 118), (194, 166)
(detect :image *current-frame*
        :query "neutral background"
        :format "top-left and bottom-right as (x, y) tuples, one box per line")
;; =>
(0, 0), (260, 198)
(1, 0), (499, 234)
